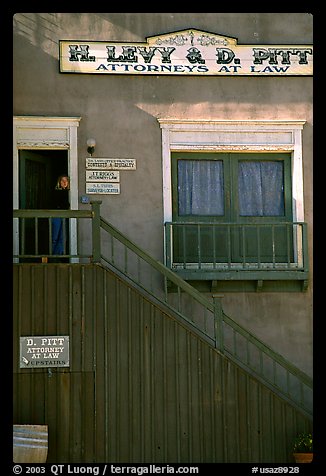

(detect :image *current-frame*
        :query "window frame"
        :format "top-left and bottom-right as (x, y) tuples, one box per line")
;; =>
(159, 120), (305, 225)
(159, 120), (307, 290)
(172, 151), (293, 224)
(172, 152), (230, 222)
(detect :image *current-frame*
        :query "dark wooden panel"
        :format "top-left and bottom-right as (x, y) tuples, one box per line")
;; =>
(13, 263), (312, 463)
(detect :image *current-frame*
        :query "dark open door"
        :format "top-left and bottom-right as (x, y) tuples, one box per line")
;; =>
(19, 150), (68, 259)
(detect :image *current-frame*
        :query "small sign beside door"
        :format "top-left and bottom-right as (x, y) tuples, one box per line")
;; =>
(86, 158), (136, 170)
(85, 158), (137, 195)
(86, 170), (120, 182)
(86, 182), (120, 194)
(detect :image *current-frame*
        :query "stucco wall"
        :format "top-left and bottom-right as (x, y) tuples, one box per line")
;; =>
(13, 13), (313, 375)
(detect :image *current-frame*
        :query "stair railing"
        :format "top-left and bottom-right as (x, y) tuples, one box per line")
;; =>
(12, 202), (313, 418)
(90, 202), (312, 418)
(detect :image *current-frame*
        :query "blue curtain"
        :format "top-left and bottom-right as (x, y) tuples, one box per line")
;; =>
(238, 161), (285, 216)
(178, 160), (224, 216)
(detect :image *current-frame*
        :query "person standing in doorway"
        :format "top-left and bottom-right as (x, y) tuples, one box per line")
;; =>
(51, 174), (70, 256)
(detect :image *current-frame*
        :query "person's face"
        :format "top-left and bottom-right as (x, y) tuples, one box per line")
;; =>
(60, 177), (69, 189)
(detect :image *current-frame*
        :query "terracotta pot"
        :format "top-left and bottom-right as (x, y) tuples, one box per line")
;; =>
(293, 452), (313, 463)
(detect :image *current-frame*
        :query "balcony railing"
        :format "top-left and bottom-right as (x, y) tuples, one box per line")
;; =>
(13, 208), (94, 261)
(164, 221), (309, 283)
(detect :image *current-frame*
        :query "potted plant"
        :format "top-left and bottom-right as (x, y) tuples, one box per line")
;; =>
(292, 432), (313, 463)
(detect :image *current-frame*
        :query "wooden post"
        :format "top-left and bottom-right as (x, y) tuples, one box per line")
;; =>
(90, 201), (102, 263)
(212, 293), (224, 352)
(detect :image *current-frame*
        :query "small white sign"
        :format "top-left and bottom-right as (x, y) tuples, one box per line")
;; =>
(86, 158), (136, 170)
(86, 170), (120, 182)
(86, 182), (120, 194)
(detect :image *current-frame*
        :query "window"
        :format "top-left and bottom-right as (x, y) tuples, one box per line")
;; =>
(159, 120), (308, 291)
(172, 152), (293, 266)
(238, 161), (285, 217)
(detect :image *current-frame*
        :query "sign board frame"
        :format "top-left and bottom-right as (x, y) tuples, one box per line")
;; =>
(86, 170), (120, 182)
(20, 335), (70, 368)
(86, 182), (120, 194)
(86, 158), (136, 170)
(60, 29), (313, 76)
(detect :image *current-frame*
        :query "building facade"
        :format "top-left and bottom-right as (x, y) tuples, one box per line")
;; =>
(13, 13), (313, 463)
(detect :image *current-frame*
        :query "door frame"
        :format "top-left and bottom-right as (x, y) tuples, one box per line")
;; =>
(13, 116), (81, 261)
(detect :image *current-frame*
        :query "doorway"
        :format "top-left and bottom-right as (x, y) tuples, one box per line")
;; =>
(19, 149), (68, 209)
(19, 149), (69, 258)
(13, 116), (81, 262)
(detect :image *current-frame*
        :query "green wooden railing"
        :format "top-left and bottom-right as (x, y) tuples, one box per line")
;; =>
(13, 208), (94, 260)
(13, 202), (313, 418)
(165, 221), (309, 282)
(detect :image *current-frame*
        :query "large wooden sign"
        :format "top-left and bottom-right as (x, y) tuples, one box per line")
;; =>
(60, 29), (313, 76)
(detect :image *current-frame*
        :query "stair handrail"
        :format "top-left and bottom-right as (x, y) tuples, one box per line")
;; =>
(89, 202), (312, 417)
(12, 203), (313, 417)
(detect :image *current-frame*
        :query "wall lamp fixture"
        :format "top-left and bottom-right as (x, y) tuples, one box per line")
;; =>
(87, 138), (96, 156)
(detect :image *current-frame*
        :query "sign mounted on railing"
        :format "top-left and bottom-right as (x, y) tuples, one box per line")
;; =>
(59, 29), (313, 76)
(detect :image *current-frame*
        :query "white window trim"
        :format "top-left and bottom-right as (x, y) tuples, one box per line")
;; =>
(13, 116), (81, 261)
(158, 119), (306, 267)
